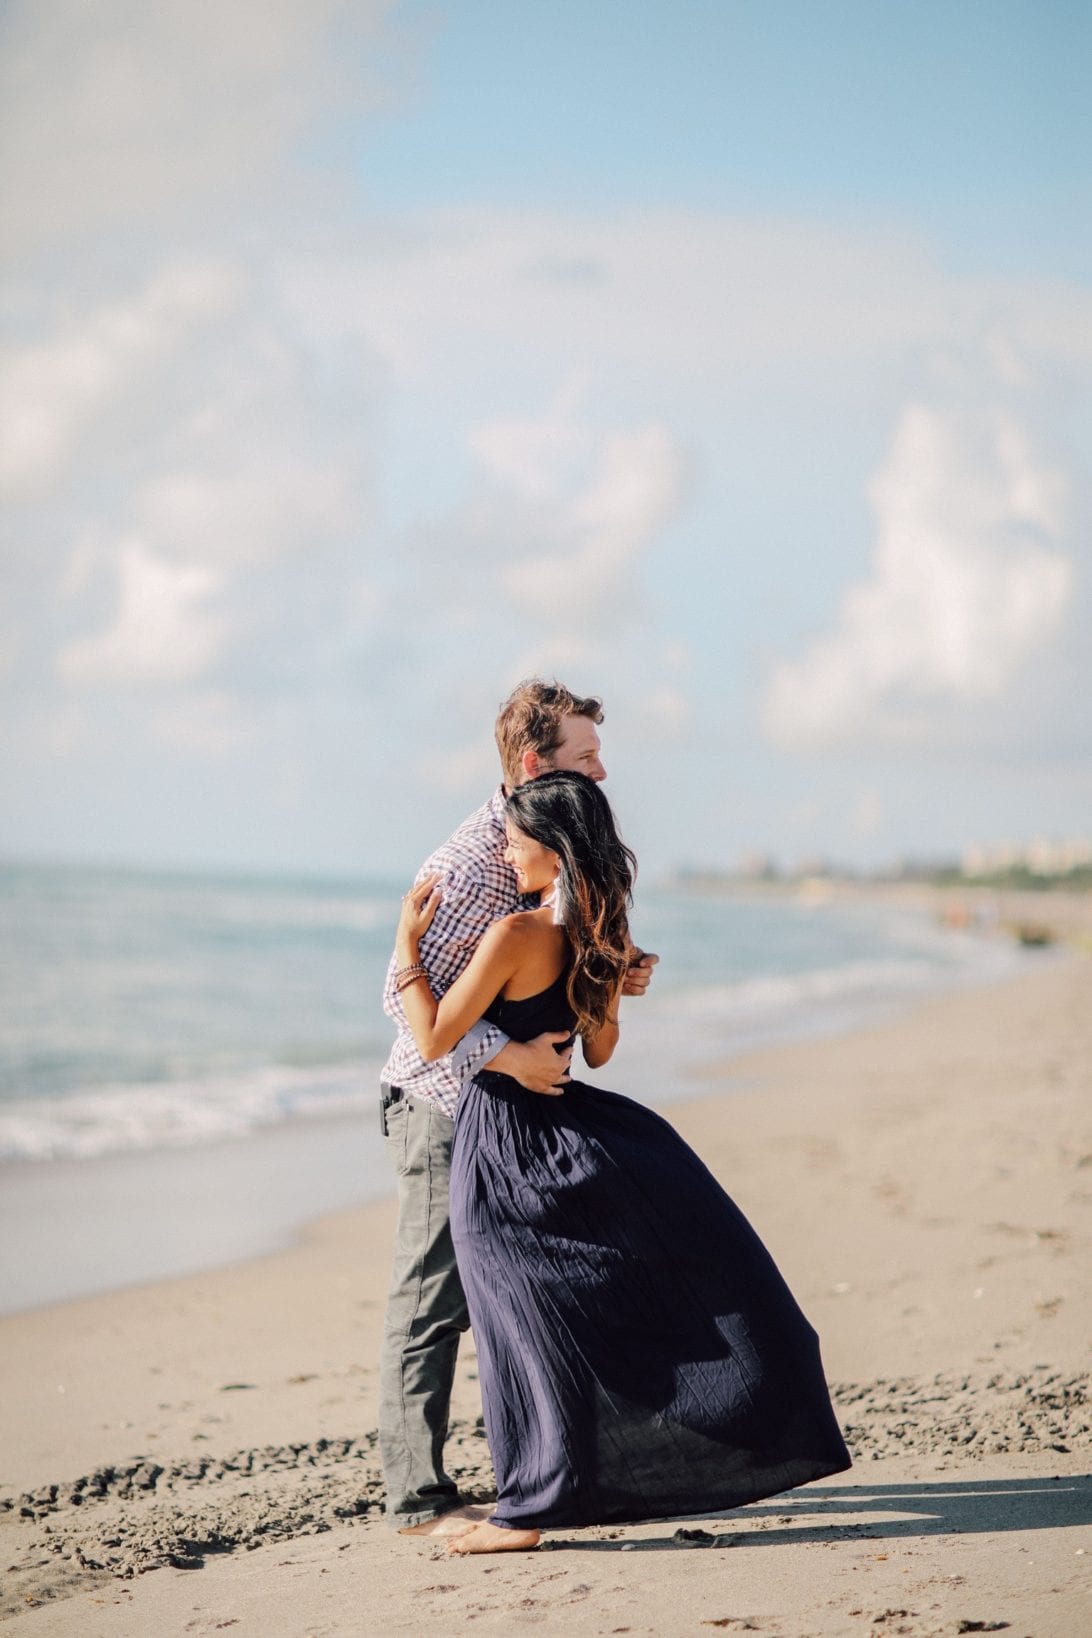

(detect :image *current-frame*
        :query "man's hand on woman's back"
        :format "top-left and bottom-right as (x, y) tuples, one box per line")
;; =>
(487, 1031), (574, 1095)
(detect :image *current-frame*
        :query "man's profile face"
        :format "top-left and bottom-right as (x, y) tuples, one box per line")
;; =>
(541, 714), (606, 783)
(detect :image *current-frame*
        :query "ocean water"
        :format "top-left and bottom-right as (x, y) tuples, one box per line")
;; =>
(0, 860), (1035, 1164)
(0, 860), (1039, 1312)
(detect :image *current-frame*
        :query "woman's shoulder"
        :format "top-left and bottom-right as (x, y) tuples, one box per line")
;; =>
(479, 908), (566, 969)
(486, 906), (546, 946)
(470, 909), (556, 990)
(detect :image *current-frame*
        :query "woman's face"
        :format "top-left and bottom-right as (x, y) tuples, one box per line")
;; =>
(504, 821), (559, 896)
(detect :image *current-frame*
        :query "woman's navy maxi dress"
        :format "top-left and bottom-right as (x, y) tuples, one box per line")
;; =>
(450, 975), (851, 1531)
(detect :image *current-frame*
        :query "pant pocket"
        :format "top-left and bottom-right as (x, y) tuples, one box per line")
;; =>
(384, 1097), (410, 1176)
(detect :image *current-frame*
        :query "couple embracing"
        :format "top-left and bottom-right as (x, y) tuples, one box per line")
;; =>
(378, 679), (850, 1555)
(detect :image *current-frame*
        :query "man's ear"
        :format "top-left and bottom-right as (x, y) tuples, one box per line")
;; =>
(520, 748), (541, 782)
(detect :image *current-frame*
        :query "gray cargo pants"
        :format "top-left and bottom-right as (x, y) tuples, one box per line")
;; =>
(377, 1087), (471, 1528)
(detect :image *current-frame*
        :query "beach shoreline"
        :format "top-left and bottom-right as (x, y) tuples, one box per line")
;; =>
(1, 954), (1089, 1635)
(3, 881), (1078, 1320)
(0, 1109), (387, 1318)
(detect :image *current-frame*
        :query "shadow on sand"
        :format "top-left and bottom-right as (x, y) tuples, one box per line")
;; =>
(542, 1474), (1092, 1552)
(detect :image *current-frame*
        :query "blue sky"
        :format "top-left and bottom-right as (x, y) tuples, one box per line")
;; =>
(1, 0), (1089, 877)
(361, 1), (1090, 269)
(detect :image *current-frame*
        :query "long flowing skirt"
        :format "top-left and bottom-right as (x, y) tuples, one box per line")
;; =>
(450, 1073), (851, 1529)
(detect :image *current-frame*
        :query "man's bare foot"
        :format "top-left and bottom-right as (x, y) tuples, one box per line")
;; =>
(446, 1520), (541, 1555)
(398, 1504), (492, 1538)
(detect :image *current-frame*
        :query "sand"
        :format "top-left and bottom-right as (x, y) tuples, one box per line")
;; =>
(1, 954), (1089, 1636)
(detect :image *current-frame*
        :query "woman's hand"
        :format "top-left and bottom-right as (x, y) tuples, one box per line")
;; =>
(396, 872), (442, 962)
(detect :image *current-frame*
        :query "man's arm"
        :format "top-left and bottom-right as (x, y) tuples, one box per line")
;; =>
(386, 865), (573, 1095)
(449, 943), (651, 1091)
(472, 951), (653, 1090)
(485, 1033), (572, 1091)
(451, 1025), (573, 1091)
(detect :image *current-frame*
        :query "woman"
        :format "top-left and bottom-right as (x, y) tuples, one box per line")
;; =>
(394, 771), (850, 1554)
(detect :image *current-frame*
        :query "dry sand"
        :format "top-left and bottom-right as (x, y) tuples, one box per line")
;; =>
(1, 954), (1089, 1636)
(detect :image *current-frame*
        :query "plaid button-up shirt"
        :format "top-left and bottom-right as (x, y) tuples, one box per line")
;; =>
(380, 787), (532, 1115)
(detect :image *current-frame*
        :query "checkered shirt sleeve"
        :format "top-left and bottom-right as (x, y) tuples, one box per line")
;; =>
(380, 789), (524, 1115)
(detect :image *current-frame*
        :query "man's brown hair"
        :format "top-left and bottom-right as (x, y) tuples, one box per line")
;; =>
(494, 679), (604, 788)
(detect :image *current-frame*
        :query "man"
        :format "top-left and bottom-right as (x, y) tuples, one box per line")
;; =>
(378, 679), (657, 1537)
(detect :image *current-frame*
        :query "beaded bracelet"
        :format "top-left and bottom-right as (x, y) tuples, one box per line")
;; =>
(395, 962), (428, 993)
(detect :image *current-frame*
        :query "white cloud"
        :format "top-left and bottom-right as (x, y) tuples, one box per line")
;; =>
(135, 459), (361, 572)
(282, 211), (951, 384)
(0, 263), (243, 495)
(28, 262), (380, 726)
(397, 400), (694, 797)
(851, 790), (884, 838)
(279, 206), (1092, 404)
(422, 741), (500, 796)
(58, 540), (227, 686)
(469, 375), (594, 500)
(502, 424), (688, 616)
(763, 404), (1075, 748)
(0, 0), (395, 261)
(1, 1), (1088, 870)
(149, 691), (254, 757)
(644, 684), (691, 734)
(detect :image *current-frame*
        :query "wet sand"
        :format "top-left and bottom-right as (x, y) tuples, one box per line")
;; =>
(1, 955), (1089, 1636)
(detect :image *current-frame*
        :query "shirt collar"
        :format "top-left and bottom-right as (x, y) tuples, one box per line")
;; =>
(487, 785), (508, 832)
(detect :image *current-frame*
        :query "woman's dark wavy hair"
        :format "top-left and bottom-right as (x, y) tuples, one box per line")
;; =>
(506, 771), (636, 1036)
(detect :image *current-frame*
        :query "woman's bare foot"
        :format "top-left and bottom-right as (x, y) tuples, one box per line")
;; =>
(446, 1520), (541, 1555)
(398, 1504), (492, 1538)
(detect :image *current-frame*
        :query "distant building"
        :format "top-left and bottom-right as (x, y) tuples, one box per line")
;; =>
(961, 838), (1092, 878)
(738, 851), (779, 880)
